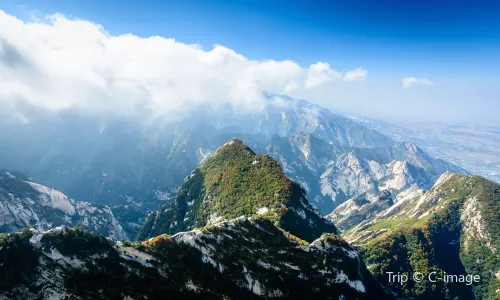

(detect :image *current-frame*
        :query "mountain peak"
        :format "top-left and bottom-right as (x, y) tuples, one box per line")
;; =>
(214, 138), (255, 155)
(432, 171), (456, 187)
(138, 140), (337, 242)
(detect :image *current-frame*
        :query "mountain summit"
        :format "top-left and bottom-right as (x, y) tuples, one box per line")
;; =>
(138, 139), (337, 242)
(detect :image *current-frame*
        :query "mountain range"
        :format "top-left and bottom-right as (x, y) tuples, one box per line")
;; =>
(353, 117), (500, 183)
(1, 138), (496, 299)
(0, 94), (497, 299)
(0, 94), (466, 238)
(0, 140), (387, 299)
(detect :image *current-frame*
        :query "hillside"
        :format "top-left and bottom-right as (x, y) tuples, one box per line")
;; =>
(333, 173), (499, 299)
(137, 139), (337, 242)
(0, 218), (387, 299)
(0, 170), (127, 240)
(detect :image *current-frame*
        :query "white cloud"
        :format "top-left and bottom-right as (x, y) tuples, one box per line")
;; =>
(403, 77), (433, 88)
(0, 10), (366, 118)
(306, 64), (367, 88)
(305, 62), (341, 88)
(344, 67), (367, 81)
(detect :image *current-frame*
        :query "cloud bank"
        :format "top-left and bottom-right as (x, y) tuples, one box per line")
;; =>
(0, 10), (366, 118)
(403, 77), (433, 88)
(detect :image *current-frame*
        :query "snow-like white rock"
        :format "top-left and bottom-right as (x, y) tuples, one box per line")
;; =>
(28, 182), (76, 215)
(256, 207), (269, 215)
(0, 171), (128, 240)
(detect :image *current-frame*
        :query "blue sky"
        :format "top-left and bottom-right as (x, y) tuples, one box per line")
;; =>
(1, 0), (499, 123)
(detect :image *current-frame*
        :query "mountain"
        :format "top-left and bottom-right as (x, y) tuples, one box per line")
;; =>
(201, 93), (395, 148)
(353, 116), (500, 183)
(0, 110), (190, 238)
(0, 169), (128, 240)
(0, 218), (387, 299)
(0, 139), (390, 299)
(331, 173), (499, 299)
(166, 98), (465, 217)
(259, 134), (464, 213)
(137, 139), (337, 242)
(0, 95), (466, 238)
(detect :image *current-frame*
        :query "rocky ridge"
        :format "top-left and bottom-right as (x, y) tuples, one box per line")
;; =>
(0, 217), (386, 299)
(331, 173), (499, 299)
(0, 170), (128, 240)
